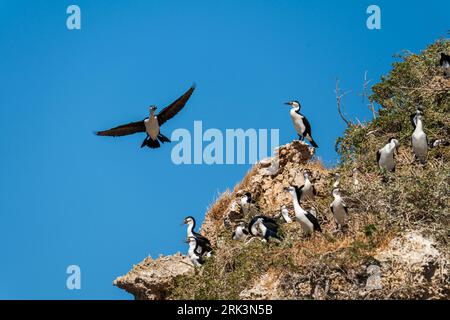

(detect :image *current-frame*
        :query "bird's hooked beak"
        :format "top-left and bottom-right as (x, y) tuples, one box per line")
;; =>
(284, 102), (292, 106)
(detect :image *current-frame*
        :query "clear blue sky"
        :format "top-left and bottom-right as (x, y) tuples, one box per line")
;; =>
(0, 0), (448, 299)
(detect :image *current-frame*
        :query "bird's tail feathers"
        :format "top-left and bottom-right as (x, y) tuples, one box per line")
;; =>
(141, 137), (161, 149)
(158, 133), (171, 143)
(307, 136), (319, 148)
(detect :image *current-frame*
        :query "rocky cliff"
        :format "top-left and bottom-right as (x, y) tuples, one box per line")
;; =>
(114, 40), (450, 300)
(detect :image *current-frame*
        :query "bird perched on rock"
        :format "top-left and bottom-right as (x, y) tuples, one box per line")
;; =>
(330, 188), (348, 230)
(96, 85), (195, 149)
(248, 216), (281, 242)
(232, 222), (249, 241)
(239, 192), (260, 217)
(377, 138), (400, 172)
(240, 192), (253, 216)
(186, 237), (205, 267)
(284, 101), (319, 148)
(299, 170), (317, 201)
(285, 186), (321, 236)
(411, 111), (428, 164)
(183, 216), (213, 257)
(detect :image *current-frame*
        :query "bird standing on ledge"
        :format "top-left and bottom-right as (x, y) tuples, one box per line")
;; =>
(96, 84), (195, 149)
(411, 112), (428, 164)
(284, 101), (319, 148)
(377, 138), (400, 172)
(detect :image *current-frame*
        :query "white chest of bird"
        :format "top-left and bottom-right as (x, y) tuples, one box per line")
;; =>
(412, 121), (427, 161)
(295, 210), (314, 236)
(301, 179), (314, 201)
(378, 145), (396, 171)
(331, 197), (347, 226)
(233, 226), (247, 241)
(290, 109), (306, 135)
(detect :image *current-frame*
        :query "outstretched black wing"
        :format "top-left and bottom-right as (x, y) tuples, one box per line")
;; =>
(157, 84), (196, 126)
(306, 212), (322, 232)
(96, 120), (145, 137)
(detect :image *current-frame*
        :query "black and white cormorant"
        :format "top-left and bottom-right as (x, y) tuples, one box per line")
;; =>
(330, 188), (348, 229)
(232, 222), (249, 241)
(285, 186), (322, 236)
(377, 138), (399, 172)
(440, 53), (450, 78)
(248, 216), (281, 241)
(183, 216), (213, 256)
(284, 101), (319, 148)
(186, 236), (204, 267)
(96, 85), (195, 149)
(299, 170), (317, 201)
(411, 112), (428, 164)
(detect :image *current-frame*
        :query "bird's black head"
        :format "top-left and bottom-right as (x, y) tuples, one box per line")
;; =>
(150, 105), (157, 112)
(183, 216), (195, 225)
(244, 192), (252, 202)
(285, 101), (301, 109)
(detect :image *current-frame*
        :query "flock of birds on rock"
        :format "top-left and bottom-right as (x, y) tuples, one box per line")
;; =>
(95, 53), (450, 268)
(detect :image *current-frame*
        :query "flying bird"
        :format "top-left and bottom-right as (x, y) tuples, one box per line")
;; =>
(284, 101), (319, 148)
(96, 85), (195, 149)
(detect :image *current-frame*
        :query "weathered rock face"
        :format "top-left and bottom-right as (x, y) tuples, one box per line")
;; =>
(113, 141), (449, 300)
(113, 253), (194, 300)
(200, 141), (325, 245)
(372, 232), (448, 299)
(114, 141), (317, 300)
